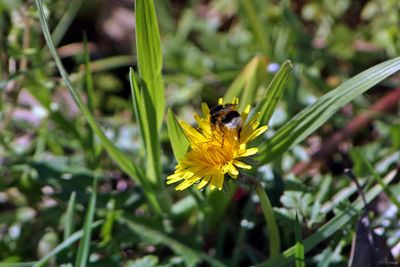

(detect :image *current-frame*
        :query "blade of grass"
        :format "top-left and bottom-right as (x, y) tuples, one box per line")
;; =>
(129, 68), (161, 184)
(239, 56), (268, 110)
(74, 175), (98, 267)
(100, 199), (116, 246)
(83, 35), (94, 113)
(35, 0), (140, 180)
(89, 55), (135, 73)
(135, 0), (165, 131)
(224, 56), (268, 110)
(50, 0), (83, 48)
(63, 191), (76, 240)
(240, 0), (270, 54)
(255, 169), (398, 267)
(254, 179), (281, 257)
(33, 221), (103, 267)
(258, 57), (400, 164)
(167, 108), (189, 161)
(253, 60), (293, 126)
(294, 213), (305, 267)
(359, 152), (400, 212)
(34, 0), (164, 213)
(0, 263), (38, 267)
(82, 35), (97, 167)
(118, 216), (227, 267)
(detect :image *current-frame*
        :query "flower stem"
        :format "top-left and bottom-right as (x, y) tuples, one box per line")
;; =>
(253, 179), (281, 257)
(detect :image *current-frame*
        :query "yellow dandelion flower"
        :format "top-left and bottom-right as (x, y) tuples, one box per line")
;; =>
(167, 98), (268, 191)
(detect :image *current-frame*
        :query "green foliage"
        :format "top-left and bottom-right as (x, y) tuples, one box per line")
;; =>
(135, 0), (165, 131)
(258, 57), (400, 165)
(294, 213), (305, 267)
(74, 175), (98, 267)
(253, 60), (293, 126)
(166, 108), (189, 161)
(1, 0), (399, 266)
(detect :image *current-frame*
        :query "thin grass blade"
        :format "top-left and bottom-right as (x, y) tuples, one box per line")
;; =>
(224, 56), (268, 110)
(118, 216), (227, 267)
(33, 221), (102, 267)
(359, 152), (400, 211)
(258, 57), (400, 164)
(135, 0), (165, 130)
(0, 263), (38, 267)
(34, 0), (143, 185)
(74, 175), (98, 267)
(253, 60), (293, 126)
(240, 0), (270, 54)
(167, 108), (189, 161)
(63, 191), (76, 240)
(129, 69), (161, 184)
(49, 0), (83, 48)
(255, 170), (397, 267)
(294, 213), (305, 267)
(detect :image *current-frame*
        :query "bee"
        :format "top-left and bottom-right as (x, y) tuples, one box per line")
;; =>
(209, 103), (242, 142)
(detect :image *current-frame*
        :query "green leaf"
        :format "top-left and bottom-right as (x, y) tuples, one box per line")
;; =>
(129, 69), (170, 213)
(258, 57), (400, 164)
(0, 263), (37, 267)
(48, 0), (83, 48)
(89, 55), (136, 73)
(255, 170), (397, 267)
(34, 0), (167, 214)
(33, 221), (103, 267)
(125, 255), (159, 267)
(75, 175), (98, 267)
(129, 69), (161, 184)
(100, 199), (116, 246)
(294, 213), (305, 267)
(240, 0), (270, 54)
(253, 60), (293, 126)
(34, 0), (142, 183)
(167, 108), (189, 161)
(358, 151), (400, 212)
(254, 180), (281, 257)
(83, 35), (97, 166)
(224, 56), (268, 110)
(135, 0), (165, 131)
(83, 35), (95, 114)
(63, 191), (76, 240)
(118, 216), (227, 267)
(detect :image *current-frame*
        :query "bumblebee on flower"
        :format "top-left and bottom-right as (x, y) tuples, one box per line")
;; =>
(167, 98), (268, 191)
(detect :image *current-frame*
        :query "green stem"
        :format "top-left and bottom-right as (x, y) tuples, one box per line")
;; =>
(253, 179), (281, 257)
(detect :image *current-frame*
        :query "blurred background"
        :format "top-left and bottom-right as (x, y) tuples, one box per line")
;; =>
(0, 0), (400, 266)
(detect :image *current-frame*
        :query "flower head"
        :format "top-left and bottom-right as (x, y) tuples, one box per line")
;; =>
(167, 98), (267, 191)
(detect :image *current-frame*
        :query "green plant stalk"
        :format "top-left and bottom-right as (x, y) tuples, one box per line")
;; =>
(254, 179), (281, 257)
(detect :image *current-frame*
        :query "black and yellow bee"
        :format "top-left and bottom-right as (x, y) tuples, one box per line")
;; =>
(209, 103), (242, 142)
